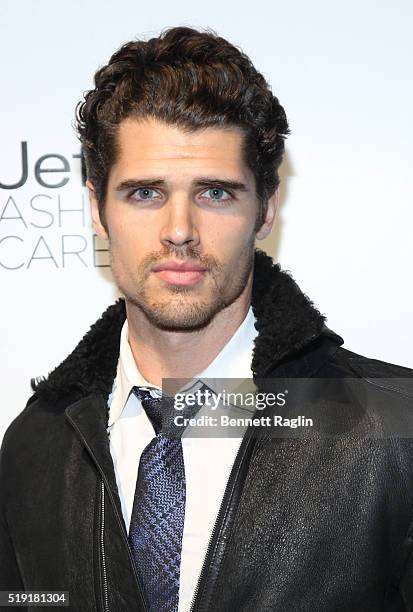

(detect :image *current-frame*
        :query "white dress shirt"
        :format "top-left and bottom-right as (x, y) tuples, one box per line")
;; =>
(107, 306), (258, 612)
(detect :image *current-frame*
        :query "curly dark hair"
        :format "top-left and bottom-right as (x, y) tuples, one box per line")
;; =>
(75, 26), (290, 228)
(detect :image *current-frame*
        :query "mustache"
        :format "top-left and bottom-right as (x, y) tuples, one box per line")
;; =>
(141, 245), (220, 273)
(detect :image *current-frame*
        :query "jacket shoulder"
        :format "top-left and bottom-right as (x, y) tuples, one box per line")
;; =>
(0, 393), (74, 509)
(329, 346), (413, 400)
(0, 395), (40, 461)
(0, 396), (39, 506)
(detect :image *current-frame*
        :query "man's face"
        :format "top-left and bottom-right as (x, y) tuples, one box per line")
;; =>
(89, 117), (276, 331)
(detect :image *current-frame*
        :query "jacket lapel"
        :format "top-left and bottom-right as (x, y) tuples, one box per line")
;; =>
(64, 394), (127, 536)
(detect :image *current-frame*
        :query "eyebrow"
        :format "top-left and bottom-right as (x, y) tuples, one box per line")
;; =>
(114, 177), (249, 193)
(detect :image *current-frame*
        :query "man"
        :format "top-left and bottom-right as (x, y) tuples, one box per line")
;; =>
(1, 25), (413, 612)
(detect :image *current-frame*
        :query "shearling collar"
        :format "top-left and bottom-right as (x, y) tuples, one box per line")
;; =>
(32, 249), (340, 404)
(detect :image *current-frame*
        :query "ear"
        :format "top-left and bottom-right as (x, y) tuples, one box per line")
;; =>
(87, 180), (109, 240)
(255, 189), (279, 240)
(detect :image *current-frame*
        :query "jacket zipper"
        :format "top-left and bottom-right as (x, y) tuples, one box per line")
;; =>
(188, 425), (256, 612)
(100, 480), (109, 612)
(99, 476), (149, 612)
(65, 412), (148, 612)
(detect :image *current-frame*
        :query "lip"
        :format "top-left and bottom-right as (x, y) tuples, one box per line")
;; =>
(152, 261), (207, 286)
(152, 260), (207, 272)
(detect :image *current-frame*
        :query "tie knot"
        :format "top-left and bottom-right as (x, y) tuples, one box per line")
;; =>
(133, 388), (175, 435)
(132, 386), (204, 436)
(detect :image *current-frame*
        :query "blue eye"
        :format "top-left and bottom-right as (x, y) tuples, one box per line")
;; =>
(132, 187), (158, 200)
(209, 188), (224, 199)
(202, 188), (231, 202)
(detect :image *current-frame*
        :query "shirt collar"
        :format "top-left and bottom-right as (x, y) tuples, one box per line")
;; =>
(192, 306), (257, 394)
(107, 306), (257, 427)
(107, 320), (161, 427)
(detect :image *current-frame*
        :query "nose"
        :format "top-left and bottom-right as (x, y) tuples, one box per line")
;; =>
(160, 195), (200, 250)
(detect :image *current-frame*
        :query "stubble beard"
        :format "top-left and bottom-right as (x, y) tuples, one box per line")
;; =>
(110, 238), (256, 332)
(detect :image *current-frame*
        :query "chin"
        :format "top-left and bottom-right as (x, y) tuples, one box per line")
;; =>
(131, 295), (226, 332)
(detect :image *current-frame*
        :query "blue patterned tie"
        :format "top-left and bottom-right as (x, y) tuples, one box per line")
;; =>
(128, 387), (197, 612)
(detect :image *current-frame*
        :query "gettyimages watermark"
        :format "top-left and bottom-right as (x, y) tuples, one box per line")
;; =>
(171, 386), (312, 429)
(155, 376), (413, 439)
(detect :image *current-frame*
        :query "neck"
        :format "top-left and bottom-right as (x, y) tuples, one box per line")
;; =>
(125, 276), (253, 388)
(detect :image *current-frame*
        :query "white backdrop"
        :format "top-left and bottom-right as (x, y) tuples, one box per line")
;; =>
(1, 0), (412, 442)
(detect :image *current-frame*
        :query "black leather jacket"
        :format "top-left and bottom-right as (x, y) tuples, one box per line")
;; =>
(1, 250), (413, 611)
